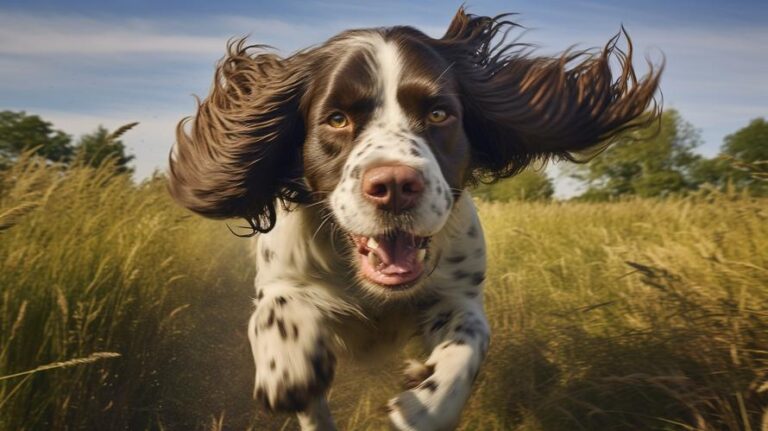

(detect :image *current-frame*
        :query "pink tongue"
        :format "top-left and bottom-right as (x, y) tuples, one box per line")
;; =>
(373, 234), (418, 275)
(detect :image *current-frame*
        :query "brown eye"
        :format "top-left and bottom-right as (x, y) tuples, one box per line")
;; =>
(327, 112), (349, 129)
(427, 108), (449, 124)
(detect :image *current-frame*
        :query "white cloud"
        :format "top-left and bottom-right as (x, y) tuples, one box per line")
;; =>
(0, 12), (224, 56)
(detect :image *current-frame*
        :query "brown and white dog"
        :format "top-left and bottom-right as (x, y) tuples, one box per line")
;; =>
(168, 8), (660, 430)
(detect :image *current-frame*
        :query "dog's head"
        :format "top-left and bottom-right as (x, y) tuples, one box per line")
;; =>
(169, 8), (661, 294)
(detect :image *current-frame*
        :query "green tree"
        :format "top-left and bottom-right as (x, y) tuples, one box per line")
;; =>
(573, 109), (702, 199)
(74, 123), (137, 174)
(0, 111), (73, 166)
(724, 118), (768, 162)
(473, 168), (554, 201)
(692, 118), (768, 195)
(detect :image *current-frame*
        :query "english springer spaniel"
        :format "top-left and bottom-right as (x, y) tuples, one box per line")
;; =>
(168, 8), (660, 430)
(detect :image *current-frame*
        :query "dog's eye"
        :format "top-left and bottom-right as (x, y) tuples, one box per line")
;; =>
(427, 108), (449, 124)
(327, 112), (349, 129)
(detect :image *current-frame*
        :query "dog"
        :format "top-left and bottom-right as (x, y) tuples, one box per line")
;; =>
(168, 7), (660, 430)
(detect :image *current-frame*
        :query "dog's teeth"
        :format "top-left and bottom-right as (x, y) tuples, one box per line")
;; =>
(416, 249), (426, 262)
(368, 252), (381, 269)
(367, 237), (379, 250)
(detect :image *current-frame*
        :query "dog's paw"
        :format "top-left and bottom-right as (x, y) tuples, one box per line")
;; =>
(250, 297), (335, 412)
(387, 384), (458, 431)
(388, 365), (462, 431)
(402, 359), (434, 390)
(388, 346), (478, 430)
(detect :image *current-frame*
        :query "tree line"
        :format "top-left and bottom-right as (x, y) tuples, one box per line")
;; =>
(475, 109), (767, 201)
(0, 111), (135, 173)
(1, 109), (765, 200)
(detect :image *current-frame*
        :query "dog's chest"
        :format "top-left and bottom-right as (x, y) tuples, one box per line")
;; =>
(331, 303), (422, 360)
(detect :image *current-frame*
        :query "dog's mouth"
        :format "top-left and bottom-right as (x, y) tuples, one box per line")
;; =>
(351, 231), (430, 288)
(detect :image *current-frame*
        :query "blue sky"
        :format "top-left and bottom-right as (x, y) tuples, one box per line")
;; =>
(1, 0), (766, 196)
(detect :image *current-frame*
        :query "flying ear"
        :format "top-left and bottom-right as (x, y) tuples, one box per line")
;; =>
(169, 39), (313, 233)
(439, 8), (662, 180)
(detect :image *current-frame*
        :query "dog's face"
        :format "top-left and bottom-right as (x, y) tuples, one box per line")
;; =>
(169, 9), (661, 295)
(300, 33), (471, 291)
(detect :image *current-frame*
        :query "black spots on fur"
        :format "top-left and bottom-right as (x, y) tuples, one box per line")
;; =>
(256, 289), (264, 301)
(277, 318), (287, 340)
(444, 191), (452, 210)
(453, 269), (469, 280)
(292, 323), (299, 340)
(424, 178), (432, 188)
(430, 310), (453, 333)
(350, 165), (361, 179)
(275, 296), (287, 307)
(310, 343), (336, 390)
(410, 147), (421, 157)
(269, 382), (307, 412)
(418, 379), (438, 393)
(467, 224), (478, 238)
(445, 255), (466, 264)
(465, 290), (479, 298)
(453, 323), (476, 339)
(266, 309), (275, 328)
(375, 144), (384, 150)
(260, 342), (336, 413)
(471, 272), (486, 286)
(442, 339), (467, 350)
(270, 359), (276, 370)
(452, 315), (489, 342)
(262, 248), (274, 264)
(339, 204), (346, 212)
(430, 204), (441, 216)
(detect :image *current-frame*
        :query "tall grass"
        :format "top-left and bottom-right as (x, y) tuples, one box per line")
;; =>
(1, 156), (766, 430)
(0, 155), (257, 430)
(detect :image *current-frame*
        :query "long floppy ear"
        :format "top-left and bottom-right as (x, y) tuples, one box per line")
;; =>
(169, 39), (313, 233)
(438, 8), (662, 180)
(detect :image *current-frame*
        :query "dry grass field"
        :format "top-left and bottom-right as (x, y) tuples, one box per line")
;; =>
(2, 156), (766, 430)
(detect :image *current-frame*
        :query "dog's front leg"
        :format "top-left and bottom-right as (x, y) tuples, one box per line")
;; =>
(247, 280), (338, 431)
(388, 297), (490, 431)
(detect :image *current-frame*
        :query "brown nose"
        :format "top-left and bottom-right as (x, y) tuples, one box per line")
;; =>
(361, 165), (425, 213)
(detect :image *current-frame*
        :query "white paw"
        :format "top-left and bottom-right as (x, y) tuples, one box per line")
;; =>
(249, 296), (335, 412)
(388, 363), (468, 431)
